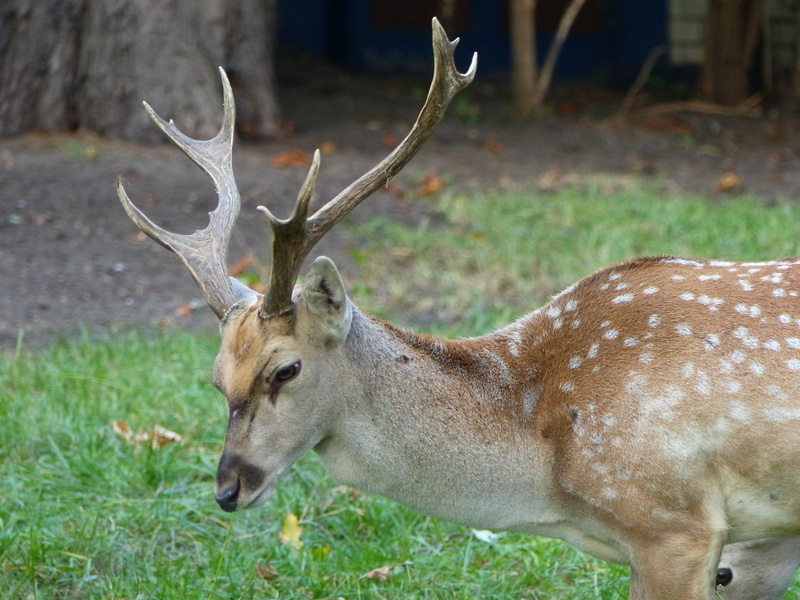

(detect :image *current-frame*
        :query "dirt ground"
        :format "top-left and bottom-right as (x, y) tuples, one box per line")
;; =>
(5, 64), (800, 351)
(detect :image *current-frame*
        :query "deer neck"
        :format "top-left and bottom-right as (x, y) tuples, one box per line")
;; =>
(313, 306), (562, 532)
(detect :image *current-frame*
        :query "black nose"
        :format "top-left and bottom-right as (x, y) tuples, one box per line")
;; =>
(215, 479), (240, 512)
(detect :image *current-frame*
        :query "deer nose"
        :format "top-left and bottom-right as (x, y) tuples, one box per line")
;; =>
(215, 478), (240, 512)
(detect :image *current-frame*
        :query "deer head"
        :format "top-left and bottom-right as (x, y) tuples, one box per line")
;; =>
(118, 18), (476, 512)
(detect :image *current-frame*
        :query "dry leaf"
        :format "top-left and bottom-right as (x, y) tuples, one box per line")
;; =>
(255, 563), (279, 580)
(415, 173), (444, 197)
(380, 133), (399, 147)
(717, 170), (743, 193)
(110, 421), (182, 449)
(482, 133), (504, 154)
(279, 512), (304, 549)
(362, 565), (393, 581)
(151, 425), (182, 449)
(270, 149), (312, 168)
(175, 304), (194, 318)
(110, 420), (132, 441)
(320, 141), (337, 154)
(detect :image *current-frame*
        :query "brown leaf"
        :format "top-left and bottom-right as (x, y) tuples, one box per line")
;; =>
(717, 170), (743, 193)
(381, 133), (399, 147)
(320, 141), (337, 154)
(482, 133), (504, 154)
(255, 563), (279, 580)
(110, 420), (132, 442)
(415, 173), (444, 197)
(270, 149), (312, 168)
(362, 565), (393, 581)
(175, 304), (194, 318)
(151, 425), (183, 449)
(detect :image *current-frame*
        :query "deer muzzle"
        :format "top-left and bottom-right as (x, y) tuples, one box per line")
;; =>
(214, 451), (272, 512)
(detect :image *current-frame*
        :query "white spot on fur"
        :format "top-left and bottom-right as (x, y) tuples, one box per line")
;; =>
(639, 353), (653, 364)
(643, 287), (659, 295)
(726, 380), (742, 395)
(774, 289), (787, 297)
(648, 315), (661, 328)
(547, 306), (562, 319)
(704, 335), (720, 351)
(731, 350), (746, 364)
(698, 274), (721, 281)
(612, 293), (635, 304)
(565, 299), (579, 312)
(764, 340), (781, 351)
(762, 407), (800, 422)
(738, 280), (755, 292)
(729, 401), (750, 422)
(569, 356), (583, 369)
(623, 337), (639, 348)
(587, 343), (600, 359)
(609, 272), (622, 281)
(780, 314), (793, 325)
(749, 362), (766, 376)
(786, 337), (800, 349)
(766, 385), (789, 401)
(603, 329), (620, 340)
(787, 359), (800, 371)
(680, 292), (696, 301)
(676, 323), (692, 336)
(560, 382), (575, 393)
(599, 320), (611, 329)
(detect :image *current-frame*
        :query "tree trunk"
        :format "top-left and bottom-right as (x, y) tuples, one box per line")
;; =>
(698, 0), (767, 105)
(0, 0), (280, 142)
(510, 0), (537, 116)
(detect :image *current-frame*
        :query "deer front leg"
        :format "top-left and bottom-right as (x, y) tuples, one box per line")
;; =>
(628, 530), (725, 600)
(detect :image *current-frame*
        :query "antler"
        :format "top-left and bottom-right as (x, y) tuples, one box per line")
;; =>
(257, 17), (477, 319)
(116, 68), (245, 319)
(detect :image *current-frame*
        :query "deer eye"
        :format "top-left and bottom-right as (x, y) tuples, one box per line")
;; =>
(273, 361), (301, 385)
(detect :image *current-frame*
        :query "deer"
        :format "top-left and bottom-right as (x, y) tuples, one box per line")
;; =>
(117, 18), (800, 600)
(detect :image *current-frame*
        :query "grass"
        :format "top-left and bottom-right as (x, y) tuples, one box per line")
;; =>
(4, 182), (800, 599)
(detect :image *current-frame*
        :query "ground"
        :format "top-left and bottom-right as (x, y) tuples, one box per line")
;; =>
(4, 65), (800, 351)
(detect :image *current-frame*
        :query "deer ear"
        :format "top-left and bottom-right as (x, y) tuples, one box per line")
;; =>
(302, 256), (352, 343)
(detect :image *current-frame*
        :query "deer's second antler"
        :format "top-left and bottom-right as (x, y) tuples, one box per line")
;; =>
(257, 18), (477, 320)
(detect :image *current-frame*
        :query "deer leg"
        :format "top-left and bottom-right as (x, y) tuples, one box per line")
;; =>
(628, 531), (725, 600)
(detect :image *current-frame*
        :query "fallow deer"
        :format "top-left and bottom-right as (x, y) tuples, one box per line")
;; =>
(118, 19), (800, 600)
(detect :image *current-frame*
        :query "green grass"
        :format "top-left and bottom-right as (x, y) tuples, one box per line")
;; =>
(4, 183), (800, 599)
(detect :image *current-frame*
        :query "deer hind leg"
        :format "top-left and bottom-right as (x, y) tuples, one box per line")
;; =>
(628, 530), (726, 600)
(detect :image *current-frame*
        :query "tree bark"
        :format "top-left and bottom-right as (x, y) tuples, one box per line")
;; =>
(510, 0), (537, 116)
(698, 0), (767, 105)
(0, 0), (280, 142)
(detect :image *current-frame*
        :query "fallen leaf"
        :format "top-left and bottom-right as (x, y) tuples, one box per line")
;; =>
(320, 141), (337, 154)
(381, 133), (399, 147)
(175, 304), (194, 318)
(270, 149), (312, 168)
(717, 170), (743, 193)
(482, 133), (504, 154)
(110, 420), (132, 442)
(255, 563), (279, 580)
(415, 173), (444, 197)
(151, 425), (183, 449)
(279, 512), (304, 549)
(362, 565), (393, 581)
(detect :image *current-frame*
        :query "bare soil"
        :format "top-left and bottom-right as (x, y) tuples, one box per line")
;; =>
(4, 66), (800, 351)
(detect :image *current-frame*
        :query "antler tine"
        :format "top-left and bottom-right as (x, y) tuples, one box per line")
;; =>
(257, 149), (321, 318)
(117, 68), (241, 319)
(259, 17), (477, 319)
